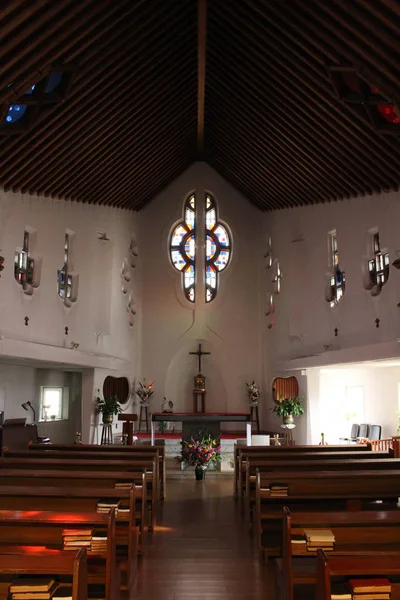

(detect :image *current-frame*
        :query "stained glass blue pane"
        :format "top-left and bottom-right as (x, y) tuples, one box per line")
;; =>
(188, 288), (195, 302)
(171, 249), (186, 271)
(184, 234), (195, 260)
(185, 207), (195, 230)
(206, 208), (216, 230)
(4, 104), (27, 123)
(206, 265), (217, 289)
(206, 235), (216, 260)
(46, 71), (63, 93)
(214, 224), (229, 247)
(184, 264), (195, 288)
(188, 195), (195, 209)
(214, 249), (230, 271)
(171, 224), (187, 246)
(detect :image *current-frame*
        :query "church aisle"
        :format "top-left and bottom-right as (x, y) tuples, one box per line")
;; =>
(134, 476), (274, 600)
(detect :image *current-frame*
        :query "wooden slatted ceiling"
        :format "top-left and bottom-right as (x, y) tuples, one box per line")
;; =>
(0, 1), (400, 211)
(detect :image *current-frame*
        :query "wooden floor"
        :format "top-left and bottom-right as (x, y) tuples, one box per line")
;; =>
(135, 475), (274, 600)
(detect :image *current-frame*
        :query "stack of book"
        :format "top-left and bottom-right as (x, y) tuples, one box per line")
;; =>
(96, 498), (120, 514)
(9, 577), (58, 600)
(91, 532), (108, 554)
(270, 484), (289, 497)
(117, 506), (130, 519)
(348, 578), (391, 600)
(304, 528), (335, 552)
(62, 528), (92, 550)
(114, 482), (131, 490)
(331, 582), (352, 600)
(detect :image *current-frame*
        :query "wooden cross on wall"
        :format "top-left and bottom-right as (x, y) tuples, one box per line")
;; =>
(189, 343), (210, 374)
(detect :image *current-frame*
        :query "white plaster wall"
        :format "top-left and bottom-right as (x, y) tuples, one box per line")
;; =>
(0, 190), (141, 440)
(0, 363), (36, 420)
(307, 365), (400, 444)
(139, 163), (265, 428)
(263, 190), (400, 362)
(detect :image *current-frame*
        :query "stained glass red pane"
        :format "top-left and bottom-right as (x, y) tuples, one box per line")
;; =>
(377, 104), (399, 124)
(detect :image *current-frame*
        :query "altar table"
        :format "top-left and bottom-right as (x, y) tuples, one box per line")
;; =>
(151, 412), (252, 445)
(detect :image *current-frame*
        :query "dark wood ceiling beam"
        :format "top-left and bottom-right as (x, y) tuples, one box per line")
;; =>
(359, 0), (400, 36)
(130, 159), (194, 211)
(330, 0), (400, 52)
(104, 142), (195, 209)
(207, 150), (288, 211)
(207, 71), (357, 200)
(53, 106), (197, 202)
(0, 0), (104, 96)
(77, 118), (196, 204)
(37, 69), (196, 197)
(208, 30), (393, 193)
(0, 4), (193, 179)
(225, 2), (400, 171)
(16, 56), (195, 193)
(0, 0), (54, 39)
(205, 113), (334, 206)
(371, 0), (400, 19)
(205, 134), (307, 209)
(237, 1), (400, 165)
(197, 0), (207, 157)
(290, 0), (400, 100)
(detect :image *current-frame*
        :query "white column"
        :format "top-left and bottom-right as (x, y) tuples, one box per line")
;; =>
(246, 422), (252, 445)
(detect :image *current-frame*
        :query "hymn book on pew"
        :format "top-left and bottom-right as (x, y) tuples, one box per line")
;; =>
(10, 578), (57, 600)
(348, 578), (391, 598)
(331, 582), (352, 600)
(303, 528), (335, 552)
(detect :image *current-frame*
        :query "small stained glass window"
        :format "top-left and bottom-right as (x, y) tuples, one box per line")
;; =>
(205, 193), (232, 302)
(169, 194), (196, 302)
(14, 230), (34, 289)
(366, 231), (389, 294)
(326, 230), (345, 307)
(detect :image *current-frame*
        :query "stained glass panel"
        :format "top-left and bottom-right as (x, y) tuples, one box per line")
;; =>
(188, 288), (195, 302)
(184, 264), (195, 290)
(214, 225), (229, 247)
(171, 250), (186, 270)
(206, 289), (213, 302)
(185, 207), (195, 230)
(206, 208), (216, 230)
(184, 234), (195, 260)
(206, 195), (213, 209)
(214, 249), (230, 271)
(206, 265), (217, 289)
(171, 225), (187, 246)
(188, 195), (195, 209)
(4, 104), (28, 124)
(206, 235), (216, 260)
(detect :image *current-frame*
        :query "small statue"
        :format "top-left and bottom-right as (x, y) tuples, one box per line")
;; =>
(319, 432), (328, 445)
(74, 432), (82, 445)
(162, 397), (174, 413)
(274, 434), (281, 446)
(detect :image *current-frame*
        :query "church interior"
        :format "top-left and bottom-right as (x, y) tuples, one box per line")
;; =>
(0, 1), (400, 599)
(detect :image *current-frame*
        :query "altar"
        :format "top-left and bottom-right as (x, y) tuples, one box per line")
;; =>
(151, 412), (252, 445)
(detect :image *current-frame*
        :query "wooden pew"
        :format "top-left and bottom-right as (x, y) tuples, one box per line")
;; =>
(236, 446), (385, 502)
(27, 443), (167, 501)
(0, 468), (147, 544)
(316, 550), (400, 600)
(255, 468), (400, 558)
(0, 549), (87, 600)
(281, 507), (400, 600)
(245, 456), (400, 519)
(0, 485), (139, 594)
(0, 456), (156, 531)
(0, 509), (117, 600)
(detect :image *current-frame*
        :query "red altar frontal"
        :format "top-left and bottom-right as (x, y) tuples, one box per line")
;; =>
(151, 412), (252, 445)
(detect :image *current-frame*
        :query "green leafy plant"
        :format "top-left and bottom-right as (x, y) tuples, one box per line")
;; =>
(158, 421), (167, 433)
(96, 395), (122, 418)
(272, 395), (304, 417)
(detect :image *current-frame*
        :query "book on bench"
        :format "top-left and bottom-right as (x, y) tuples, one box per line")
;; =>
(11, 582), (58, 599)
(10, 578), (56, 594)
(331, 582), (352, 600)
(348, 579), (391, 594)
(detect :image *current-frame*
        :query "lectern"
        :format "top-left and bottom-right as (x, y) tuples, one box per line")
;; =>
(118, 413), (138, 445)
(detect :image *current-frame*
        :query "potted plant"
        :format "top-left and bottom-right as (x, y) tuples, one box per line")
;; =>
(272, 395), (304, 425)
(176, 431), (221, 480)
(96, 395), (122, 424)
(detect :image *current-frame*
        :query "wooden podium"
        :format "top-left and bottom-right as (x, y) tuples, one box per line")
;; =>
(117, 413), (138, 445)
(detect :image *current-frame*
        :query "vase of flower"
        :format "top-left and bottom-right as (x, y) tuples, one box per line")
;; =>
(195, 466), (206, 480)
(282, 414), (294, 426)
(176, 431), (221, 480)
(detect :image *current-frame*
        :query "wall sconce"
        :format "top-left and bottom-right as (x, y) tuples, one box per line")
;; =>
(21, 401), (36, 424)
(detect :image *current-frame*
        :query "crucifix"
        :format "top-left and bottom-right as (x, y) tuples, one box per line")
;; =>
(189, 343), (210, 374)
(189, 343), (211, 413)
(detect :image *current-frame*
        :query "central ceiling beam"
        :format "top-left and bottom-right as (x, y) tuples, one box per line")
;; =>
(197, 0), (207, 157)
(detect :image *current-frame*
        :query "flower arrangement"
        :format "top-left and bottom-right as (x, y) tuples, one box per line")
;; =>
(272, 395), (304, 417)
(246, 380), (261, 406)
(136, 378), (154, 406)
(96, 395), (122, 422)
(177, 432), (221, 470)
